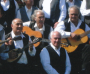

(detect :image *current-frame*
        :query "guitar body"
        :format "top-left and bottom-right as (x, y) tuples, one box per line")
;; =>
(22, 26), (42, 47)
(7, 49), (22, 62)
(61, 29), (88, 53)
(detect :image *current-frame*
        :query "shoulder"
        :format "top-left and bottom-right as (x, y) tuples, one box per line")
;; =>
(23, 33), (29, 37)
(44, 23), (51, 28)
(32, 6), (38, 10)
(19, 6), (25, 11)
(5, 32), (11, 39)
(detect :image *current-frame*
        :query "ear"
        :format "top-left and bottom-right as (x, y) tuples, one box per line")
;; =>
(34, 17), (36, 21)
(11, 24), (13, 28)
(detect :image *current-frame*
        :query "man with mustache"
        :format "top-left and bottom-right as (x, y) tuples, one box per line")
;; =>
(54, 5), (90, 74)
(40, 31), (71, 74)
(28, 10), (53, 74)
(0, 18), (36, 74)
(16, 0), (38, 22)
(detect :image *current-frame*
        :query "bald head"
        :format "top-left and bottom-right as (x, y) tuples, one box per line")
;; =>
(11, 18), (23, 35)
(50, 31), (61, 48)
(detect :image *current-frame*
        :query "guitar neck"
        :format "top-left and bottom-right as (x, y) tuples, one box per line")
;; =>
(40, 38), (50, 43)
(80, 30), (90, 38)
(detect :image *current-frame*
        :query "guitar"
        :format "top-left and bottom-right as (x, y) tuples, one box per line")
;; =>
(22, 26), (42, 47)
(0, 36), (22, 47)
(61, 29), (90, 53)
(7, 38), (40, 62)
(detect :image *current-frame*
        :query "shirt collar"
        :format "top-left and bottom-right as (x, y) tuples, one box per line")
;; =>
(25, 6), (32, 12)
(50, 43), (60, 51)
(68, 18), (81, 27)
(11, 31), (25, 39)
(34, 23), (45, 31)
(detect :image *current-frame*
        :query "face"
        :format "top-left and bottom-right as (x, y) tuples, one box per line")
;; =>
(69, 8), (79, 24)
(24, 0), (33, 6)
(35, 12), (45, 28)
(11, 19), (23, 35)
(69, 0), (73, 2)
(50, 31), (61, 49)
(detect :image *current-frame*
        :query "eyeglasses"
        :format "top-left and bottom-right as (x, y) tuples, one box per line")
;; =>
(70, 14), (78, 16)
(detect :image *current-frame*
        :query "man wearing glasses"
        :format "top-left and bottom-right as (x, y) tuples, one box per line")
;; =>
(54, 5), (90, 74)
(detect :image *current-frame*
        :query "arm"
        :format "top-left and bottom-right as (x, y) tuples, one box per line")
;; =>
(85, 24), (90, 38)
(1, 30), (5, 40)
(54, 21), (71, 38)
(16, 10), (21, 19)
(0, 43), (9, 60)
(23, 21), (31, 27)
(58, 0), (66, 22)
(28, 36), (36, 56)
(40, 48), (59, 74)
(14, 0), (19, 17)
(80, 0), (90, 16)
(65, 50), (71, 74)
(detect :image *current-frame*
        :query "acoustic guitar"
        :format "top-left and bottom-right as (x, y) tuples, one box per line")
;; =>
(61, 29), (90, 53)
(7, 38), (40, 62)
(22, 26), (90, 53)
(22, 26), (42, 47)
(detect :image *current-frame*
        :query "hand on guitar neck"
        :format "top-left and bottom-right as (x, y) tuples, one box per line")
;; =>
(70, 33), (80, 40)
(5, 37), (13, 46)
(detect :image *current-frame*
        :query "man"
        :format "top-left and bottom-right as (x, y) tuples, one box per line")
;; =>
(0, 0), (19, 34)
(25, 10), (53, 74)
(16, 0), (38, 22)
(66, 0), (81, 19)
(29, 10), (53, 54)
(0, 18), (36, 74)
(38, 0), (66, 27)
(80, 0), (90, 26)
(40, 31), (71, 74)
(54, 5), (90, 74)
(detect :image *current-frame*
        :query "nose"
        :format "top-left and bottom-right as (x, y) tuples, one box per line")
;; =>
(18, 24), (22, 27)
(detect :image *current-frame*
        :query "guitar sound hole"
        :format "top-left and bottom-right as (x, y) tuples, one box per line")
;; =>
(77, 36), (80, 41)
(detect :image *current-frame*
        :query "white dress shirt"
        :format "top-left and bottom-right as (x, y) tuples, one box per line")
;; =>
(54, 19), (90, 38)
(66, 0), (74, 7)
(1, 0), (19, 16)
(34, 23), (53, 39)
(40, 43), (71, 74)
(16, 6), (32, 21)
(23, 22), (53, 39)
(0, 31), (36, 64)
(80, 0), (90, 16)
(42, 0), (66, 22)
(80, 0), (90, 21)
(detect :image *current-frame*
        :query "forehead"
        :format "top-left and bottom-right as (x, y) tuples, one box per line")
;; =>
(36, 12), (44, 16)
(69, 8), (79, 14)
(52, 32), (61, 38)
(14, 19), (22, 23)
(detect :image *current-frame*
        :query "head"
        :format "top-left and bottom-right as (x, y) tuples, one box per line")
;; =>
(32, 10), (45, 28)
(11, 18), (23, 35)
(68, 5), (80, 24)
(69, 0), (73, 2)
(22, 0), (33, 6)
(50, 31), (61, 49)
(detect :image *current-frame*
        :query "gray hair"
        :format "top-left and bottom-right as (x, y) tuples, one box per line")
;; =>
(49, 31), (62, 39)
(11, 18), (23, 25)
(68, 5), (80, 15)
(21, 0), (25, 2)
(31, 10), (45, 21)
